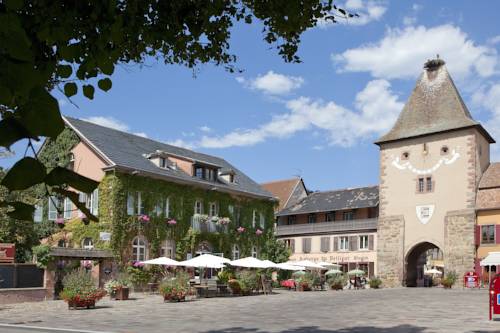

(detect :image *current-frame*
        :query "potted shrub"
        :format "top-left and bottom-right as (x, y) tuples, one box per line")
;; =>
(294, 272), (313, 291)
(126, 261), (152, 291)
(237, 270), (258, 295)
(159, 271), (190, 302)
(228, 279), (242, 295)
(105, 275), (132, 300)
(328, 275), (346, 291)
(368, 276), (382, 289)
(442, 271), (457, 289)
(60, 268), (106, 309)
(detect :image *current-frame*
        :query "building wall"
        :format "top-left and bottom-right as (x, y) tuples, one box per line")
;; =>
(71, 141), (107, 182)
(477, 209), (500, 258)
(281, 231), (378, 276)
(378, 128), (484, 286)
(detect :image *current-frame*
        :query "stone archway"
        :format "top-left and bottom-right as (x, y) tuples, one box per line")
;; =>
(405, 242), (442, 287)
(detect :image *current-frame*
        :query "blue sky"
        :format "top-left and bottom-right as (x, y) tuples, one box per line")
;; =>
(2, 0), (500, 192)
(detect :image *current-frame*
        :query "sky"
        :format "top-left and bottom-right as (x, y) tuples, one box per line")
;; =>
(2, 0), (500, 192)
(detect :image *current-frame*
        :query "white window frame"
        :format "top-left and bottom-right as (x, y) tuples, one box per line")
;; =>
(154, 200), (162, 217)
(232, 244), (240, 260)
(359, 235), (369, 250)
(194, 200), (203, 214)
(251, 246), (258, 258)
(48, 196), (59, 220)
(252, 210), (258, 228)
(165, 197), (170, 218)
(127, 192), (135, 215)
(63, 197), (72, 219)
(339, 236), (349, 251)
(91, 188), (98, 216)
(160, 239), (175, 259)
(137, 192), (145, 215)
(209, 202), (218, 217)
(259, 212), (265, 229)
(34, 204), (43, 222)
(132, 236), (147, 261)
(82, 237), (94, 250)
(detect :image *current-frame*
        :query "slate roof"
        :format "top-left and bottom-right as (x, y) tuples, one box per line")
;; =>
(64, 117), (274, 199)
(277, 185), (379, 216)
(376, 59), (494, 145)
(477, 163), (500, 210)
(261, 178), (302, 211)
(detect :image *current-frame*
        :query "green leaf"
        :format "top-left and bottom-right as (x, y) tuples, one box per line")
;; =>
(4, 201), (35, 221)
(83, 85), (95, 100)
(45, 167), (98, 193)
(57, 65), (72, 79)
(97, 78), (112, 92)
(18, 87), (64, 139)
(51, 188), (98, 222)
(1, 157), (47, 190)
(0, 117), (35, 148)
(99, 61), (114, 76)
(64, 82), (77, 97)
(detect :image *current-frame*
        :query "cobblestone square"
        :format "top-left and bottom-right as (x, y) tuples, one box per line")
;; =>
(1, 288), (499, 333)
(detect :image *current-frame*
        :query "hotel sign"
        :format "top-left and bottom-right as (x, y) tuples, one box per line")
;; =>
(0, 243), (15, 263)
(292, 251), (376, 263)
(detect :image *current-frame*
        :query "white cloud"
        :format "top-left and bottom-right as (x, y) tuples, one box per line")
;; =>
(472, 83), (500, 158)
(197, 80), (403, 148)
(83, 116), (130, 132)
(488, 35), (500, 45)
(333, 25), (499, 80)
(199, 126), (212, 133)
(239, 71), (304, 95)
(133, 132), (148, 138)
(83, 116), (149, 139)
(319, 0), (387, 28)
(165, 139), (196, 150)
(402, 16), (416, 26)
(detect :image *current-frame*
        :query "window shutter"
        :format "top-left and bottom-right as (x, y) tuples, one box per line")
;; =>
(368, 235), (374, 250)
(475, 225), (480, 246)
(321, 237), (330, 253)
(302, 238), (311, 253)
(333, 237), (338, 251)
(496, 225), (500, 244)
(369, 262), (375, 278)
(290, 239), (295, 253)
(349, 236), (357, 251)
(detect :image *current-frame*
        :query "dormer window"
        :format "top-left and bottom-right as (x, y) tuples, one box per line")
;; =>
(159, 157), (166, 168)
(195, 166), (204, 179)
(194, 164), (218, 182)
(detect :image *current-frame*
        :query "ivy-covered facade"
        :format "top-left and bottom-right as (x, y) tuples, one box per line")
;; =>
(38, 117), (277, 266)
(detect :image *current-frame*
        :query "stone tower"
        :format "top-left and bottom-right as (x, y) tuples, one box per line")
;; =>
(375, 58), (495, 287)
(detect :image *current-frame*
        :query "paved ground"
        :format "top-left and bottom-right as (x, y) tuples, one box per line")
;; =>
(0, 288), (499, 333)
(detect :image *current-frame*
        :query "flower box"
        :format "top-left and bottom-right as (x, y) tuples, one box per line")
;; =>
(115, 287), (130, 300)
(68, 299), (96, 310)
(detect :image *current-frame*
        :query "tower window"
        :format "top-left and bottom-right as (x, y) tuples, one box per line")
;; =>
(426, 176), (433, 192)
(417, 176), (433, 193)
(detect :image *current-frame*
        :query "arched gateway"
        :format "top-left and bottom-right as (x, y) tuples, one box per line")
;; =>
(405, 242), (442, 287)
(375, 58), (495, 287)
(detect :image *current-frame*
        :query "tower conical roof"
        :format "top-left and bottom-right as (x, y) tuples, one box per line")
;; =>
(375, 58), (494, 144)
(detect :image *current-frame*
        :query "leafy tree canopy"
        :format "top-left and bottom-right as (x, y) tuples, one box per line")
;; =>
(0, 0), (352, 220)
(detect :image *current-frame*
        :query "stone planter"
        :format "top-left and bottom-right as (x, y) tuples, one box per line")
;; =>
(115, 287), (129, 300)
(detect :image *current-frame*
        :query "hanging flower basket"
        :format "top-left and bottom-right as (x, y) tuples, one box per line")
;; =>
(237, 226), (245, 234)
(210, 216), (219, 223)
(55, 217), (65, 229)
(218, 217), (231, 225)
(166, 219), (177, 226)
(255, 229), (263, 236)
(138, 214), (150, 223)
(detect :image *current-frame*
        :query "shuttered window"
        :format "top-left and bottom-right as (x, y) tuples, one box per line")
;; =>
(302, 238), (311, 253)
(349, 236), (358, 251)
(320, 237), (330, 253)
(368, 235), (374, 250)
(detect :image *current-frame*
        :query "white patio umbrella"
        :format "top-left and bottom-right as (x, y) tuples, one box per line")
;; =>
(261, 259), (278, 268)
(424, 268), (443, 275)
(325, 269), (343, 275)
(229, 257), (272, 269)
(291, 260), (325, 270)
(347, 268), (366, 276)
(317, 261), (340, 269)
(275, 262), (306, 271)
(142, 257), (181, 266)
(179, 254), (229, 268)
(480, 252), (500, 284)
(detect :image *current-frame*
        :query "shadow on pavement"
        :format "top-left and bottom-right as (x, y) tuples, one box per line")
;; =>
(202, 324), (427, 333)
